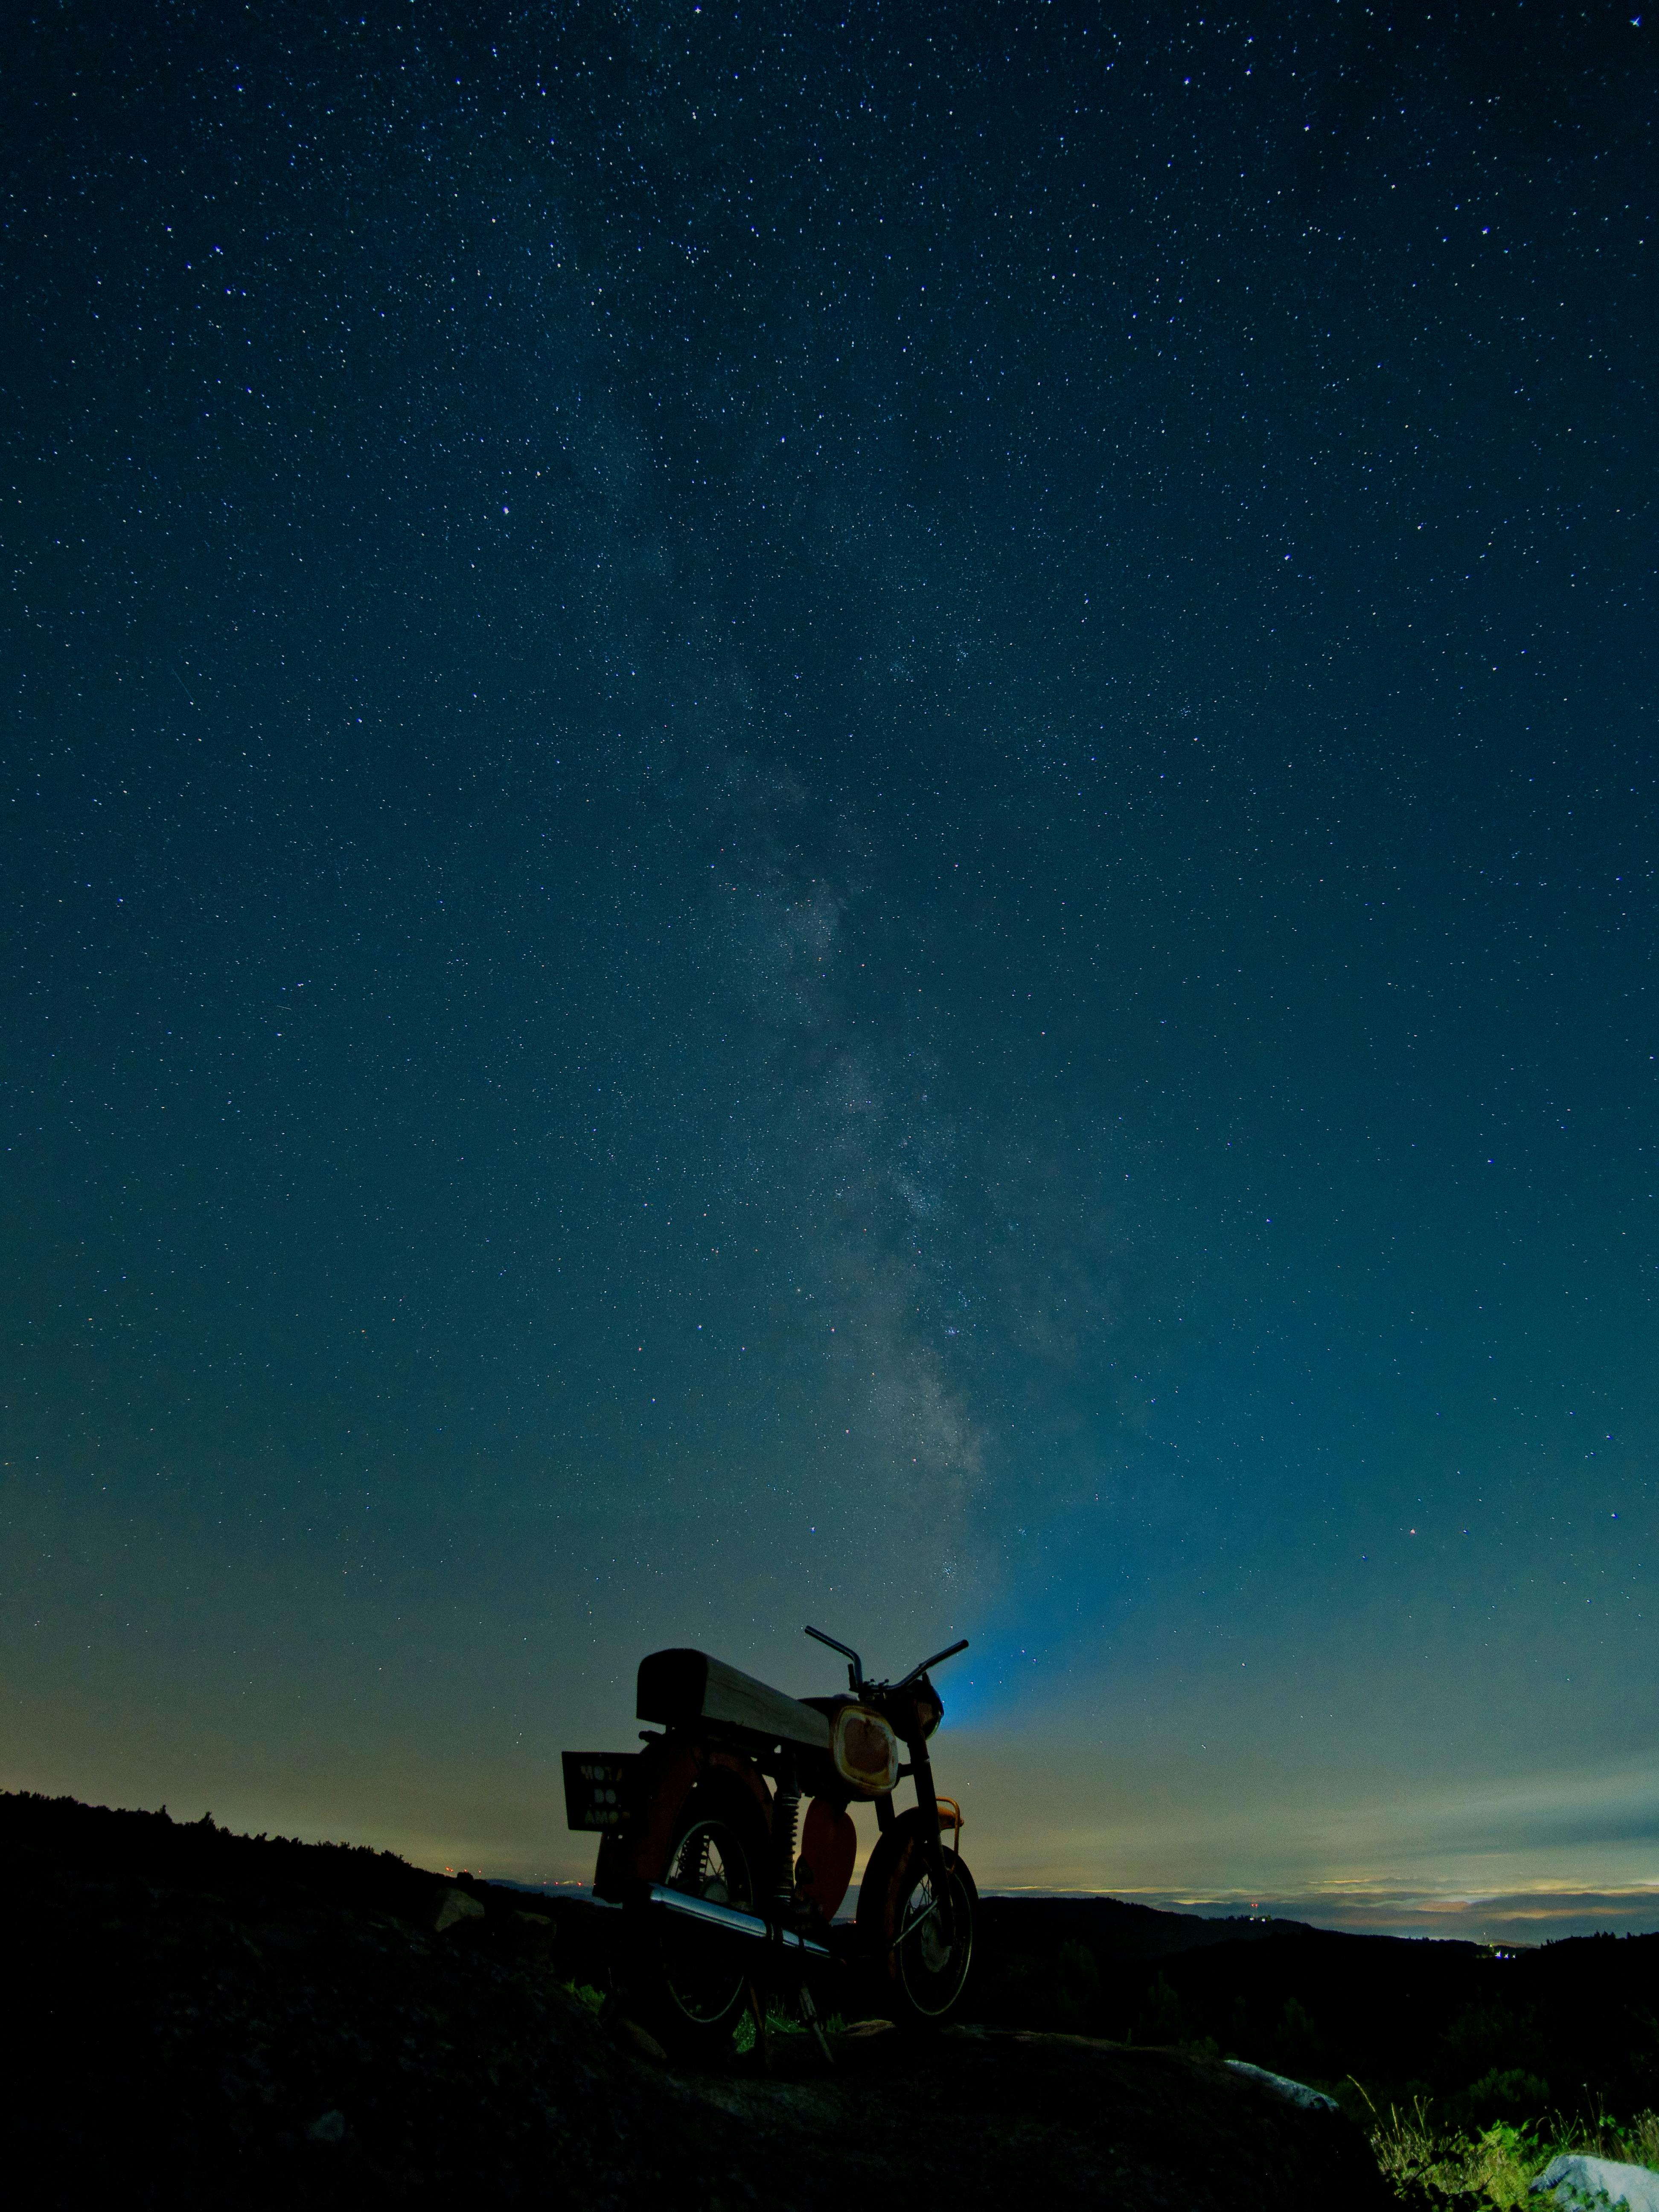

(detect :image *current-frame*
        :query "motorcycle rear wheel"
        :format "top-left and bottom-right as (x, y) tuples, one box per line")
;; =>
(626, 1784), (769, 2058)
(856, 1815), (978, 2029)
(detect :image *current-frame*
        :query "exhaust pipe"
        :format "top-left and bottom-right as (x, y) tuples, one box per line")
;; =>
(646, 1883), (832, 1960)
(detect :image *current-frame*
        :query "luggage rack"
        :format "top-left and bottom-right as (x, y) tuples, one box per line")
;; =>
(934, 1795), (963, 1854)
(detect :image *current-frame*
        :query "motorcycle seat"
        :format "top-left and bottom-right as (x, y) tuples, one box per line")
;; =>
(637, 1647), (831, 1752)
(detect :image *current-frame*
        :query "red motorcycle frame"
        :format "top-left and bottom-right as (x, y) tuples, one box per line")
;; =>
(563, 1626), (976, 2056)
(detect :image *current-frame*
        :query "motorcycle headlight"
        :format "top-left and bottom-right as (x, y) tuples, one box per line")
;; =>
(830, 1703), (900, 1797)
(905, 1676), (945, 1740)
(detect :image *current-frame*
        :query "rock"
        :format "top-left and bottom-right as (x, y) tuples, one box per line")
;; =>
(1531, 2154), (1659, 2211)
(612, 2017), (668, 2064)
(705, 2023), (1395, 2209)
(434, 1886), (486, 1933)
(1224, 2060), (1339, 2112)
(304, 2111), (346, 2145)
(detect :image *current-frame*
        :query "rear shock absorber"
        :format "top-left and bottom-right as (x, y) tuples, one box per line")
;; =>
(773, 1759), (802, 1908)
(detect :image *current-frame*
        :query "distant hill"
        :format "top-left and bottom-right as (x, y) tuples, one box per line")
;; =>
(969, 1887), (1659, 2129)
(978, 1890), (1295, 1959)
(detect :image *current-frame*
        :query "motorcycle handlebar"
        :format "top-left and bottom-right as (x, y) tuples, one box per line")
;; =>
(804, 1622), (864, 1689)
(896, 1638), (969, 1688)
(806, 1625), (970, 1694)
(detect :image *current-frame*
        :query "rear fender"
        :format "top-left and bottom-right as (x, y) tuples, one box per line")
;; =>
(593, 1737), (771, 1901)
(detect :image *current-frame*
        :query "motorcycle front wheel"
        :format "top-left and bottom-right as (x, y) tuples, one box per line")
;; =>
(626, 1784), (769, 2058)
(856, 1815), (978, 2029)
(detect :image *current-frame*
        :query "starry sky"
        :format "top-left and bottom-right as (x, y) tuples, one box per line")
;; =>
(3, 3), (1655, 1941)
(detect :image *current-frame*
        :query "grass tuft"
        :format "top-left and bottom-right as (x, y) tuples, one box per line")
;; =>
(1355, 2084), (1659, 2206)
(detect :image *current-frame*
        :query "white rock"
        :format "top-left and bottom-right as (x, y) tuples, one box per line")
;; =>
(1223, 2060), (1338, 2112)
(1531, 2154), (1659, 2211)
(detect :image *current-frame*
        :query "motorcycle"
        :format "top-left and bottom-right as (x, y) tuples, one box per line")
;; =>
(562, 1625), (976, 2058)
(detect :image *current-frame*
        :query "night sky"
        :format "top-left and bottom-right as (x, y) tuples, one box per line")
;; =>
(4, 4), (1655, 1941)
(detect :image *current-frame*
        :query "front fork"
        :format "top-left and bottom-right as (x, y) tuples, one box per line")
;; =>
(905, 1737), (957, 1946)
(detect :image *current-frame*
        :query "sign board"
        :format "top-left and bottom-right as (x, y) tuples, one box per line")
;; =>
(562, 1751), (637, 1833)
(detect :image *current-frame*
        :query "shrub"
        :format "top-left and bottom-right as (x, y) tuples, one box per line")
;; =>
(1052, 1939), (1102, 2032)
(1135, 1971), (1188, 2046)
(1270, 1995), (1328, 2078)
(1446, 2067), (1553, 2132)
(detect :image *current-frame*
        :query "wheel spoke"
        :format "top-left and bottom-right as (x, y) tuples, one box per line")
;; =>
(654, 1811), (757, 2032)
(894, 1890), (941, 1945)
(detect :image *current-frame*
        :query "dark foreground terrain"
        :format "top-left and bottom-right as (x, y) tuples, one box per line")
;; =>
(6, 1791), (1388, 2210)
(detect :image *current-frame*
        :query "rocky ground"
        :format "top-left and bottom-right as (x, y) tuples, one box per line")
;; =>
(6, 1791), (1390, 2208)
